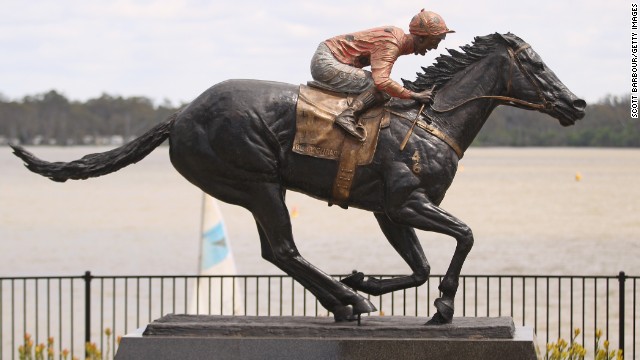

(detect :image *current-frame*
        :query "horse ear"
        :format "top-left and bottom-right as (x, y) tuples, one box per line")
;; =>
(498, 32), (526, 49)
(496, 33), (514, 46)
(496, 32), (526, 49)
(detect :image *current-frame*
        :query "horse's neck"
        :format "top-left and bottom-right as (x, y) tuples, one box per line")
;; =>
(431, 54), (507, 154)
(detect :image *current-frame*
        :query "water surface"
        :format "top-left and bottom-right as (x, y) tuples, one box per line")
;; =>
(1, 146), (638, 277)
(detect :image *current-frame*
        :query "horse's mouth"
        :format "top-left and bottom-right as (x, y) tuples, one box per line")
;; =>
(554, 98), (586, 127)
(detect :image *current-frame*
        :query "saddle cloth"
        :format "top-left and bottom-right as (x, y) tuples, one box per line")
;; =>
(294, 84), (389, 164)
(294, 84), (390, 206)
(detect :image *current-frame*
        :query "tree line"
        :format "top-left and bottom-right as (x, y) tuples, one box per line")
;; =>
(0, 90), (637, 147)
(0, 90), (178, 146)
(475, 95), (638, 147)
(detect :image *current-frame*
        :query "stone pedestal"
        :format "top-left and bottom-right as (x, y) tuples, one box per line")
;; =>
(115, 315), (541, 360)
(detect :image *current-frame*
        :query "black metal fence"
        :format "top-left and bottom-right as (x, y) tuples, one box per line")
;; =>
(1, 272), (637, 359)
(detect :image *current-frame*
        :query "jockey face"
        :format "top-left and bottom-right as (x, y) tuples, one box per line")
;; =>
(413, 34), (445, 55)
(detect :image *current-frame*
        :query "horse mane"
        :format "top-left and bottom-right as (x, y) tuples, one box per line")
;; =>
(403, 33), (513, 93)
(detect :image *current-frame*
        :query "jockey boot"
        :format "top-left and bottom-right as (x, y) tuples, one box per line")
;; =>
(334, 87), (385, 142)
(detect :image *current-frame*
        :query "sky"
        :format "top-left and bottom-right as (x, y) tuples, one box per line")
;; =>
(0, 0), (630, 106)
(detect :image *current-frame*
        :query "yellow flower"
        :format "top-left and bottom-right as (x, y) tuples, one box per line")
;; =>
(558, 338), (567, 348)
(596, 329), (603, 339)
(105, 327), (112, 337)
(85, 342), (98, 355)
(574, 328), (581, 337)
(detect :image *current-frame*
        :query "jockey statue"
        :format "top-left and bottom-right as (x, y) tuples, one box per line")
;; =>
(310, 9), (454, 141)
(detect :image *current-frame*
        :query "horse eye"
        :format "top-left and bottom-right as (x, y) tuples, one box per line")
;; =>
(534, 62), (545, 70)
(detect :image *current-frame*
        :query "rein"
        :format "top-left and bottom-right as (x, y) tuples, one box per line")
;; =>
(430, 44), (553, 113)
(393, 43), (553, 159)
(389, 109), (465, 159)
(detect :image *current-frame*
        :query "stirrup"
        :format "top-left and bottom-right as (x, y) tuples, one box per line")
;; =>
(335, 111), (367, 142)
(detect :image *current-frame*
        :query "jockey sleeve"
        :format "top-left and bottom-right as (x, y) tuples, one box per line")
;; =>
(324, 27), (415, 99)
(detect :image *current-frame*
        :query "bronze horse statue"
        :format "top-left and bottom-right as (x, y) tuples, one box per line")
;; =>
(11, 33), (585, 324)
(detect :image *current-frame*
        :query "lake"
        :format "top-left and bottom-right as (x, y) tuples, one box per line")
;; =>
(1, 146), (638, 277)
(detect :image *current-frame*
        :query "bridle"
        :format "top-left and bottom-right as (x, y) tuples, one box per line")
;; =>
(430, 43), (554, 113)
(392, 42), (555, 159)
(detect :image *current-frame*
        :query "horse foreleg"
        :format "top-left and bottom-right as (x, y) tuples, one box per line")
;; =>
(249, 183), (376, 321)
(386, 190), (474, 325)
(341, 212), (430, 296)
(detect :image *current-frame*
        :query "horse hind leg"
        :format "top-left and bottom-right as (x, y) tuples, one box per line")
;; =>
(341, 212), (430, 296)
(254, 220), (351, 318)
(248, 183), (376, 321)
(175, 143), (377, 320)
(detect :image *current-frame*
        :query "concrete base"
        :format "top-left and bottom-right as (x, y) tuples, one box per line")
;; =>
(115, 315), (541, 360)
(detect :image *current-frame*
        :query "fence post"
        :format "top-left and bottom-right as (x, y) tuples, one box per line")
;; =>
(84, 271), (93, 357)
(618, 271), (626, 356)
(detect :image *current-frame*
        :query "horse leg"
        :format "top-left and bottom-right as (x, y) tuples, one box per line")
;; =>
(254, 220), (350, 318)
(249, 183), (376, 321)
(341, 212), (430, 296)
(385, 190), (473, 325)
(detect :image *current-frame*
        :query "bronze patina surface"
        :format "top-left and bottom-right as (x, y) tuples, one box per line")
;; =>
(11, 33), (585, 325)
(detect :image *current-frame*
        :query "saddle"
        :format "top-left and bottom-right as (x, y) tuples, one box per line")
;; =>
(294, 84), (390, 207)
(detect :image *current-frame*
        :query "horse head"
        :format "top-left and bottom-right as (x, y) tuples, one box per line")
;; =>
(402, 33), (587, 155)
(498, 33), (586, 126)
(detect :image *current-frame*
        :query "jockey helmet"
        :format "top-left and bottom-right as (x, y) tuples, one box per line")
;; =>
(409, 9), (455, 37)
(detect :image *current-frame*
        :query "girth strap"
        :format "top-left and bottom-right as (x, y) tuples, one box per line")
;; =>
(331, 137), (361, 208)
(389, 110), (465, 159)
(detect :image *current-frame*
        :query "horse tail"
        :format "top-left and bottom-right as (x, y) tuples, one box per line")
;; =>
(11, 112), (179, 182)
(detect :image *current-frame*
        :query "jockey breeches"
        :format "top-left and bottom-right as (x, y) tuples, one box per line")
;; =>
(310, 43), (374, 94)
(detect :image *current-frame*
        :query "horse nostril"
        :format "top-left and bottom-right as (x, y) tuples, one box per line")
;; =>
(573, 99), (586, 110)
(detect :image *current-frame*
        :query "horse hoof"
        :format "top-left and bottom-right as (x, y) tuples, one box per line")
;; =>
(434, 298), (454, 316)
(341, 273), (384, 296)
(332, 305), (356, 322)
(425, 298), (454, 325)
(332, 298), (377, 322)
(352, 297), (377, 315)
(341, 271), (364, 288)
(425, 312), (448, 325)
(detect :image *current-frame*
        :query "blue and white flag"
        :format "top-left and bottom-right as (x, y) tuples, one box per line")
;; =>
(191, 194), (244, 315)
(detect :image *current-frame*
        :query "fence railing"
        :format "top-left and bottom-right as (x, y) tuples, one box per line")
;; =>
(1, 272), (637, 359)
